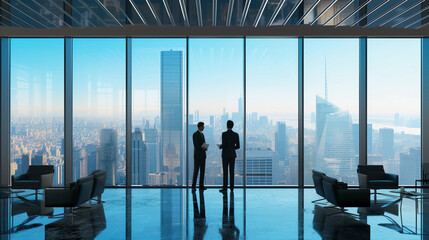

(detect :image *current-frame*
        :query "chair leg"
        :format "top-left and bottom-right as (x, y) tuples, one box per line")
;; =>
(311, 198), (325, 203)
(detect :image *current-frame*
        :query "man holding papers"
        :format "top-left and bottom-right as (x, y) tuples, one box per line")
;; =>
(192, 122), (208, 192)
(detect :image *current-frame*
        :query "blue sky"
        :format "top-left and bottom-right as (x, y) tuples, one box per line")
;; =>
(10, 38), (421, 122)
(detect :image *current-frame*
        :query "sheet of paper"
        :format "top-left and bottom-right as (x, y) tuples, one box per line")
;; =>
(201, 143), (209, 149)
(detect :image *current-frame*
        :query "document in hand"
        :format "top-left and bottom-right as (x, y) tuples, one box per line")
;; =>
(201, 143), (209, 149)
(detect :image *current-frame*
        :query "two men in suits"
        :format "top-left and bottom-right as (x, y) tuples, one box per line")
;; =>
(218, 120), (240, 193)
(192, 122), (208, 191)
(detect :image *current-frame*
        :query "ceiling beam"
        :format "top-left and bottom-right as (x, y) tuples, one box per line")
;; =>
(310, 0), (338, 25)
(179, 0), (189, 26)
(379, 0), (424, 26)
(253, 0), (268, 27)
(226, 0), (235, 26)
(267, 0), (286, 26)
(240, 0), (251, 26)
(145, 0), (161, 25)
(0, 5), (36, 28)
(110, 0), (135, 25)
(128, 0), (148, 25)
(296, 0), (322, 25)
(2, 0), (49, 28)
(14, 0), (60, 27)
(364, 0), (408, 27)
(76, 0), (109, 27)
(335, 0), (372, 27)
(282, 0), (303, 25)
(95, 0), (123, 26)
(322, 0), (354, 25)
(196, 0), (203, 26)
(350, 0), (389, 26)
(60, 0), (97, 27)
(162, 0), (176, 25)
(392, 5), (429, 27)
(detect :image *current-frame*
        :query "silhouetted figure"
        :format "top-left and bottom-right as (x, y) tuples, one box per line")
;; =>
(192, 122), (207, 191)
(192, 191), (207, 240)
(219, 192), (239, 240)
(218, 120), (240, 192)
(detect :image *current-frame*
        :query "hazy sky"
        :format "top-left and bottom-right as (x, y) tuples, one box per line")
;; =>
(10, 38), (421, 122)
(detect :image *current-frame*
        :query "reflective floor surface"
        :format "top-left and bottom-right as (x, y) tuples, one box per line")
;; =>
(1, 188), (428, 239)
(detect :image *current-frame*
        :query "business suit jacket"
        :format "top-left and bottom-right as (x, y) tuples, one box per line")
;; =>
(193, 130), (207, 160)
(220, 130), (240, 158)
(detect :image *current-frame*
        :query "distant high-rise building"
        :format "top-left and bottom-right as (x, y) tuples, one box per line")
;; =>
(210, 115), (215, 127)
(21, 154), (31, 174)
(32, 153), (47, 165)
(144, 123), (159, 173)
(98, 128), (118, 185)
(246, 148), (273, 185)
(379, 128), (394, 160)
(275, 122), (288, 162)
(394, 113), (400, 126)
(132, 128), (147, 185)
(250, 112), (258, 124)
(188, 114), (194, 124)
(160, 50), (183, 185)
(400, 147), (421, 185)
(86, 144), (98, 175)
(61, 138), (64, 155)
(315, 95), (356, 184)
(73, 148), (87, 179)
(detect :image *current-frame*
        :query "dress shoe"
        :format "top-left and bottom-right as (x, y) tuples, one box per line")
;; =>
(191, 188), (196, 192)
(219, 189), (227, 193)
(199, 187), (207, 191)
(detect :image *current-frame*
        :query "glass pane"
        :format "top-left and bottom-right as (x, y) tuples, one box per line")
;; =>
(368, 39), (421, 185)
(304, 38), (359, 185)
(10, 38), (64, 186)
(246, 38), (298, 185)
(188, 38), (244, 187)
(73, 38), (126, 186)
(132, 38), (186, 186)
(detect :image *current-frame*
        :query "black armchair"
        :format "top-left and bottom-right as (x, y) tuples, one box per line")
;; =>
(45, 175), (94, 212)
(322, 175), (370, 210)
(312, 170), (326, 203)
(357, 165), (398, 194)
(89, 170), (107, 203)
(12, 165), (54, 199)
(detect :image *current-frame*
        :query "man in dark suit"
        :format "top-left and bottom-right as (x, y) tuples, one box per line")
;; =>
(192, 122), (208, 192)
(218, 120), (240, 193)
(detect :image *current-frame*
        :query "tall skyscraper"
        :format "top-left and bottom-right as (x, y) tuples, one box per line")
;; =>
(160, 50), (183, 185)
(132, 128), (147, 185)
(379, 128), (394, 160)
(275, 122), (288, 162)
(98, 128), (118, 185)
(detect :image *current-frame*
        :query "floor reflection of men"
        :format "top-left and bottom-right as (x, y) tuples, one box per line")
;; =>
(219, 192), (239, 240)
(192, 191), (207, 240)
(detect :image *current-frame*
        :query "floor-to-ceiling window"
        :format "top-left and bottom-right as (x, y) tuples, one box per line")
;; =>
(10, 38), (64, 186)
(304, 38), (360, 185)
(188, 38), (244, 187)
(131, 38), (187, 186)
(73, 38), (126, 186)
(367, 38), (421, 185)
(246, 38), (298, 186)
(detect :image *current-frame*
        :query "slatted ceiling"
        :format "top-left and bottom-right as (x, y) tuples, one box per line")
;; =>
(1, 0), (429, 29)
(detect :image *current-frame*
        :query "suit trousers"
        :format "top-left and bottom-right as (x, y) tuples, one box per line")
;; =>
(222, 157), (235, 190)
(192, 158), (206, 188)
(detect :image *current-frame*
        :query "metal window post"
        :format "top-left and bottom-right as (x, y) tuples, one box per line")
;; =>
(359, 37), (367, 166)
(0, 38), (10, 187)
(298, 37), (304, 188)
(126, 38), (132, 187)
(64, 37), (73, 185)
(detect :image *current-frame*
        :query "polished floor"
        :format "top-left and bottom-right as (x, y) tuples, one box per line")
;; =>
(1, 188), (428, 239)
